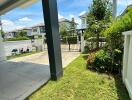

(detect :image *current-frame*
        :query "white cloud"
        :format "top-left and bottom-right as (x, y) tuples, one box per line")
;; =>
(2, 19), (25, 32)
(58, 14), (64, 19)
(2, 20), (14, 26)
(19, 17), (32, 22)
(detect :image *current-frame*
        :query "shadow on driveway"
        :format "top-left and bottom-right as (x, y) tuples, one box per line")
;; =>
(0, 61), (50, 100)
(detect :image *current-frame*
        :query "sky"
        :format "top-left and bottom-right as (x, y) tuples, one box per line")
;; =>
(1, 0), (132, 32)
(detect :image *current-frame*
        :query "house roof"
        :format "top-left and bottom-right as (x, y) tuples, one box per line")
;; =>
(0, 0), (38, 15)
(120, 4), (132, 16)
(32, 23), (45, 28)
(59, 18), (78, 25)
(22, 27), (32, 30)
(59, 18), (71, 23)
(79, 12), (88, 18)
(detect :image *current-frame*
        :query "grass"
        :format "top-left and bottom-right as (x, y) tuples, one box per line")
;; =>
(28, 54), (130, 100)
(7, 51), (41, 60)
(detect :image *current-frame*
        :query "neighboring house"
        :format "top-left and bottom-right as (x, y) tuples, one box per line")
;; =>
(59, 18), (77, 36)
(4, 28), (32, 38)
(31, 23), (46, 36)
(22, 28), (32, 36)
(79, 12), (88, 29)
(30, 18), (77, 37)
(4, 32), (14, 39)
(5, 30), (17, 39)
(5, 18), (76, 38)
(59, 18), (74, 30)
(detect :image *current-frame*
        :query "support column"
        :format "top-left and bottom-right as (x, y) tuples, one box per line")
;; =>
(113, 0), (117, 19)
(81, 30), (85, 53)
(42, 0), (63, 80)
(0, 17), (6, 61)
(0, 34), (6, 61)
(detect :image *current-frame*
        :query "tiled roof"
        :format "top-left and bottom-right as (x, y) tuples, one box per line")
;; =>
(32, 23), (45, 28)
(59, 18), (71, 23)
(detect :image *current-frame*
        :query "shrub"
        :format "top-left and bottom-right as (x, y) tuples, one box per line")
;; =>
(87, 52), (96, 67)
(104, 7), (132, 50)
(61, 36), (77, 44)
(5, 36), (30, 41)
(112, 48), (123, 73)
(67, 36), (77, 44)
(84, 45), (90, 53)
(93, 50), (112, 72)
(61, 37), (67, 43)
(87, 49), (123, 73)
(98, 7), (132, 74)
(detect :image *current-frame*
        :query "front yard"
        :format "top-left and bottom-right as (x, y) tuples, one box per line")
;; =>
(28, 54), (130, 100)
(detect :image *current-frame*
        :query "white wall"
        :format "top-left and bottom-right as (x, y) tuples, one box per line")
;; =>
(4, 40), (32, 56)
(123, 30), (132, 100)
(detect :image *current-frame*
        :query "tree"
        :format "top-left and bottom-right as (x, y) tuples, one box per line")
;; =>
(70, 18), (76, 36)
(85, 0), (112, 49)
(16, 30), (27, 37)
(59, 23), (68, 38)
(0, 30), (5, 39)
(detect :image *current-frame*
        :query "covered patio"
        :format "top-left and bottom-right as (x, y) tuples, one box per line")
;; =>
(0, 61), (50, 100)
(0, 0), (63, 99)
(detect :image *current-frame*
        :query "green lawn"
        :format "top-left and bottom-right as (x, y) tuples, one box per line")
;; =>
(28, 54), (130, 100)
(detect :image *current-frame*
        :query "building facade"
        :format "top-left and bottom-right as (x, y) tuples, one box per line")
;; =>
(4, 24), (45, 38)
(4, 18), (77, 39)
(79, 12), (87, 29)
(59, 18), (77, 36)
(31, 23), (46, 36)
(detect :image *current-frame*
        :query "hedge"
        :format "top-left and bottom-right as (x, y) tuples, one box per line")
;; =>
(104, 7), (132, 49)
(61, 36), (77, 44)
(5, 36), (30, 41)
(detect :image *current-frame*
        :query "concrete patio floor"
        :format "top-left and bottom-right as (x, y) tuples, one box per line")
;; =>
(0, 51), (80, 100)
(0, 61), (50, 100)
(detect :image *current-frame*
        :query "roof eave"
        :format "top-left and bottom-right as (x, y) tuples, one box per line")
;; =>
(0, 0), (28, 15)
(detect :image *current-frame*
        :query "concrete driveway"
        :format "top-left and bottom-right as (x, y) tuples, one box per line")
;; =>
(9, 51), (80, 68)
(0, 51), (80, 100)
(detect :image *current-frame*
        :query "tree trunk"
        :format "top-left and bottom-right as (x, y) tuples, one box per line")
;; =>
(69, 43), (71, 51)
(96, 33), (99, 49)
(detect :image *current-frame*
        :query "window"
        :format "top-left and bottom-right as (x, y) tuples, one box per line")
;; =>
(40, 26), (45, 33)
(33, 28), (37, 32)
